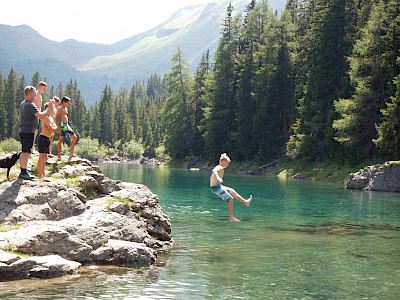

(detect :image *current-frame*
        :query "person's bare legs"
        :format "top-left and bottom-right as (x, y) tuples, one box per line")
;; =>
(229, 189), (252, 206)
(69, 134), (77, 157)
(20, 152), (29, 169)
(32, 129), (38, 152)
(227, 198), (241, 223)
(57, 136), (63, 159)
(48, 136), (55, 158)
(37, 153), (47, 178)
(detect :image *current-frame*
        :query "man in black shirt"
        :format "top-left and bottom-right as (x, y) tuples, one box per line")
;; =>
(19, 86), (48, 180)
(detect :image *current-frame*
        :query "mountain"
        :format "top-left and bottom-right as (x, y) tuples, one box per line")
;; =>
(0, 0), (287, 104)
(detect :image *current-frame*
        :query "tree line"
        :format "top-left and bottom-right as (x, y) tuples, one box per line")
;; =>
(0, 0), (399, 164)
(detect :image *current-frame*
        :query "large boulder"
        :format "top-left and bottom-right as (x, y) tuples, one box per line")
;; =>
(347, 161), (400, 192)
(0, 157), (172, 280)
(0, 251), (80, 279)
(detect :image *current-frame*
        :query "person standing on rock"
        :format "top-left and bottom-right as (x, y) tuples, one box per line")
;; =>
(56, 96), (78, 160)
(32, 81), (47, 153)
(37, 100), (58, 179)
(210, 153), (252, 222)
(18, 86), (49, 180)
(48, 96), (60, 158)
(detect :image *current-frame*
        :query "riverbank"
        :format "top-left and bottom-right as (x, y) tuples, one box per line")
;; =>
(166, 156), (386, 184)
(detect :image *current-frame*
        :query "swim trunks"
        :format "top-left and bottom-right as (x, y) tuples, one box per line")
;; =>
(38, 135), (50, 154)
(210, 184), (233, 202)
(60, 121), (74, 138)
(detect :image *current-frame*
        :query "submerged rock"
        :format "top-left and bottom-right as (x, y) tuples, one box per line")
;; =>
(347, 161), (400, 192)
(0, 156), (172, 281)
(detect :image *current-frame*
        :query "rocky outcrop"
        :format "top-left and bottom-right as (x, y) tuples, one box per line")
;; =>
(347, 161), (400, 192)
(0, 157), (172, 280)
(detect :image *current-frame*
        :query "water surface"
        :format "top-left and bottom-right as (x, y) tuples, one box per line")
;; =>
(1, 163), (399, 299)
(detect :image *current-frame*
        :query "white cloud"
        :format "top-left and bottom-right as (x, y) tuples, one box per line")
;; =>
(0, 0), (213, 44)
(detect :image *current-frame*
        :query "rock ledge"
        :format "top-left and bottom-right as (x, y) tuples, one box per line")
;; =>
(347, 161), (400, 192)
(0, 157), (172, 280)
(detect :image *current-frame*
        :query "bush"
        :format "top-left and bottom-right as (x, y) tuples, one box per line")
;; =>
(155, 145), (169, 160)
(0, 138), (21, 153)
(123, 140), (144, 159)
(74, 137), (100, 160)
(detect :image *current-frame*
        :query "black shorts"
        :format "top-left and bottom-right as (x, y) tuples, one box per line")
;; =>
(38, 135), (50, 154)
(19, 132), (35, 153)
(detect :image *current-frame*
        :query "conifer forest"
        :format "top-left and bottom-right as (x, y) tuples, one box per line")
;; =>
(0, 0), (399, 164)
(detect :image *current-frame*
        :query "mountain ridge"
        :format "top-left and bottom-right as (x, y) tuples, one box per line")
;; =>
(0, 0), (286, 103)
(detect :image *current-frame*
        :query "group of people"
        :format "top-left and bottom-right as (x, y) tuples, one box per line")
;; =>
(19, 82), (251, 222)
(18, 81), (77, 180)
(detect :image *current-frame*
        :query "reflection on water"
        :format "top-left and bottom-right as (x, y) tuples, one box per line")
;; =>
(1, 164), (399, 299)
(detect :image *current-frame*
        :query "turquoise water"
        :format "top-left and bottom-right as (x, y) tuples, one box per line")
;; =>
(1, 163), (399, 299)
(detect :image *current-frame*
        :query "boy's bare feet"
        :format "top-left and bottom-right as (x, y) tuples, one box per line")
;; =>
(229, 216), (241, 223)
(244, 195), (253, 206)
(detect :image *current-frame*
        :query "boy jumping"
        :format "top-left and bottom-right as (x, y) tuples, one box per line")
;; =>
(210, 153), (252, 222)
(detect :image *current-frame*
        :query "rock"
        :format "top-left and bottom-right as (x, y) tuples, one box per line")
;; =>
(0, 251), (20, 264)
(0, 253), (81, 279)
(105, 239), (156, 266)
(347, 162), (400, 192)
(109, 202), (128, 215)
(0, 157), (173, 281)
(28, 255), (81, 278)
(291, 173), (308, 180)
(0, 181), (86, 222)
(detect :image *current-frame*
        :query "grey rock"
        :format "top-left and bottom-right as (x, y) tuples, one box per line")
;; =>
(106, 239), (156, 266)
(0, 158), (172, 281)
(291, 173), (308, 180)
(0, 251), (21, 264)
(347, 162), (400, 192)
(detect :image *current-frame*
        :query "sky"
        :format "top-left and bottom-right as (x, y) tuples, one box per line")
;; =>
(0, 0), (213, 44)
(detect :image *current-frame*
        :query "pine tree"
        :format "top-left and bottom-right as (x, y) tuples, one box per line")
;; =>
(333, 0), (400, 159)
(98, 86), (115, 146)
(205, 3), (241, 157)
(15, 75), (27, 137)
(5, 69), (18, 138)
(234, 0), (258, 160)
(128, 85), (140, 142)
(162, 48), (194, 159)
(0, 75), (7, 140)
(287, 0), (350, 161)
(375, 71), (400, 159)
(192, 51), (210, 156)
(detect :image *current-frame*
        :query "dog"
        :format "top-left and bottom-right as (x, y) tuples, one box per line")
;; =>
(0, 152), (21, 181)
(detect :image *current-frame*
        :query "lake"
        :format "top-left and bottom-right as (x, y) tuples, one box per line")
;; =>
(1, 163), (399, 299)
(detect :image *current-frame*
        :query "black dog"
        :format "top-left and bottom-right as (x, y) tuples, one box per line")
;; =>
(0, 152), (21, 181)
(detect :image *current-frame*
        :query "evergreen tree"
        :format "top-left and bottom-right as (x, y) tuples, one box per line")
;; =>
(0, 75), (7, 140)
(56, 82), (63, 99)
(234, 1), (258, 160)
(98, 86), (115, 146)
(333, 0), (400, 159)
(162, 48), (194, 159)
(128, 85), (140, 142)
(205, 3), (241, 157)
(15, 75), (27, 137)
(64, 80), (87, 138)
(287, 0), (350, 161)
(141, 97), (154, 155)
(89, 103), (101, 140)
(375, 71), (400, 159)
(5, 69), (18, 138)
(192, 51), (210, 156)
(31, 72), (40, 88)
